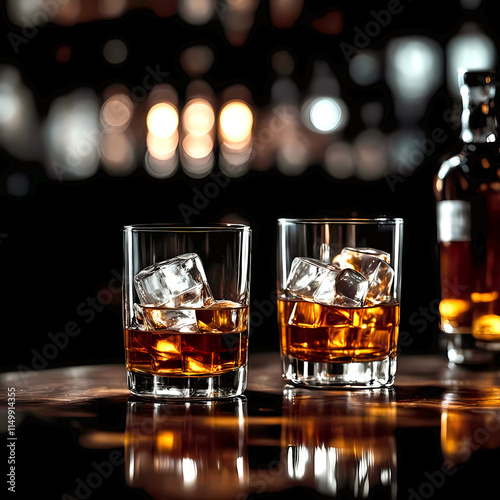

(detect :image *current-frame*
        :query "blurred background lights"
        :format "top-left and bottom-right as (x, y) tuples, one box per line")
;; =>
(147, 103), (179, 138)
(269, 0), (304, 30)
(354, 129), (388, 181)
(55, 44), (73, 64)
(459, 0), (483, 9)
(183, 98), (215, 136)
(349, 51), (381, 86)
(0, 65), (39, 161)
(183, 134), (213, 159)
(0, 68), (22, 128)
(100, 130), (135, 176)
(219, 100), (253, 144)
(147, 130), (179, 161)
(44, 89), (101, 180)
(386, 36), (443, 121)
(179, 45), (215, 77)
(99, 0), (128, 18)
(324, 142), (355, 179)
(276, 131), (309, 176)
(446, 23), (496, 98)
(100, 94), (133, 130)
(218, 97), (254, 177)
(310, 97), (344, 133)
(271, 50), (296, 77)
(302, 96), (348, 134)
(177, 0), (215, 25)
(388, 128), (427, 174)
(103, 38), (128, 65)
(144, 151), (178, 179)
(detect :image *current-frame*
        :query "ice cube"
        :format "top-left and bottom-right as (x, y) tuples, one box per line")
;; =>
(340, 247), (391, 265)
(134, 253), (214, 308)
(142, 306), (199, 332)
(334, 268), (369, 307)
(285, 257), (338, 302)
(313, 267), (340, 305)
(133, 303), (146, 329)
(339, 247), (394, 303)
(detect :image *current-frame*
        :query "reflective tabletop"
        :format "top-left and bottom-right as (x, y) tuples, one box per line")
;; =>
(1, 352), (500, 499)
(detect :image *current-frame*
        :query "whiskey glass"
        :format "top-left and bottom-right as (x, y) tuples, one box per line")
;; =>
(277, 218), (403, 388)
(123, 224), (251, 398)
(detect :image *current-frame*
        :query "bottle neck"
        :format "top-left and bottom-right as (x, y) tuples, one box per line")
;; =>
(461, 83), (499, 144)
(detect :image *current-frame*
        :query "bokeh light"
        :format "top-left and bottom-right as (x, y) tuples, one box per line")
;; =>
(182, 98), (215, 136)
(303, 97), (348, 134)
(147, 130), (179, 161)
(446, 23), (496, 97)
(100, 94), (133, 130)
(100, 130), (135, 176)
(103, 38), (128, 65)
(354, 129), (388, 181)
(147, 103), (179, 138)
(44, 88), (101, 180)
(324, 142), (355, 179)
(219, 100), (253, 144)
(386, 36), (443, 100)
(349, 51), (381, 86)
(144, 151), (178, 179)
(177, 0), (214, 25)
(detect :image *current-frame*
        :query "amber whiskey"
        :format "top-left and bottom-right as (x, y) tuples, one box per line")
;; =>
(125, 303), (248, 376)
(278, 298), (399, 363)
(435, 71), (500, 363)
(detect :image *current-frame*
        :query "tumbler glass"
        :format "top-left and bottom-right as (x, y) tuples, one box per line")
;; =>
(123, 224), (251, 398)
(277, 218), (403, 388)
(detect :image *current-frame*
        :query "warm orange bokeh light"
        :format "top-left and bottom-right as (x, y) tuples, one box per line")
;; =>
(147, 103), (179, 138)
(147, 130), (179, 160)
(219, 100), (253, 144)
(183, 134), (214, 159)
(183, 98), (215, 136)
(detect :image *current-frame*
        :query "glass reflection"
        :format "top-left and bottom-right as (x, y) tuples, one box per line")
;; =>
(282, 389), (397, 499)
(125, 397), (248, 499)
(441, 389), (500, 468)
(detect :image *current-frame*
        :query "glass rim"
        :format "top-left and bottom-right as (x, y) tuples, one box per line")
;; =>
(124, 223), (251, 233)
(277, 217), (403, 225)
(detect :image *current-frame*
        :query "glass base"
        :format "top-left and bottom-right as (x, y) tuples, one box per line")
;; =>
(446, 334), (496, 365)
(281, 354), (397, 389)
(127, 366), (247, 399)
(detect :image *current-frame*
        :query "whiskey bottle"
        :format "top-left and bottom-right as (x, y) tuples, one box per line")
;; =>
(434, 70), (500, 365)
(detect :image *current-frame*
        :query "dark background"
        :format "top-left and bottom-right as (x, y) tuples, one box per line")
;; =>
(1, 0), (497, 372)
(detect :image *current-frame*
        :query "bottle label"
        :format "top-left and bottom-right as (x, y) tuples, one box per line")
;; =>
(437, 200), (471, 242)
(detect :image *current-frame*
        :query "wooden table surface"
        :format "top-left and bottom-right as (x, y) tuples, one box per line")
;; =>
(1, 352), (500, 499)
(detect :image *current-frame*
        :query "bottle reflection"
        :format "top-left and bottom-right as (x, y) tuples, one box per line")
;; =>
(441, 390), (500, 468)
(125, 397), (248, 499)
(282, 389), (397, 499)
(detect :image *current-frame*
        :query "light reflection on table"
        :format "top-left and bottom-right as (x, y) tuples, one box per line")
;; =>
(1, 353), (500, 499)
